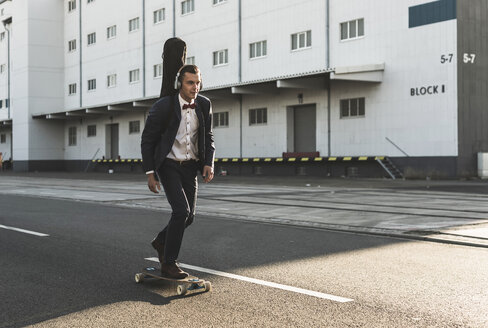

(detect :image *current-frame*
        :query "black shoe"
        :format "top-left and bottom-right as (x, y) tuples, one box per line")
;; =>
(160, 263), (189, 280)
(151, 238), (165, 264)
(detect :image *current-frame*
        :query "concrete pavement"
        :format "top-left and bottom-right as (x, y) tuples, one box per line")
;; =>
(1, 171), (487, 248)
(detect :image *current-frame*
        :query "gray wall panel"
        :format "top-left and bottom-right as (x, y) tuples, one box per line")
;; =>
(457, 0), (488, 176)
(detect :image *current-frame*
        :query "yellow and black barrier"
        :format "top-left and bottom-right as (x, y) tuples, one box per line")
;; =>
(214, 156), (383, 163)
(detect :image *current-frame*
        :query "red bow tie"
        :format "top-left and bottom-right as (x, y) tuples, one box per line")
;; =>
(182, 103), (196, 109)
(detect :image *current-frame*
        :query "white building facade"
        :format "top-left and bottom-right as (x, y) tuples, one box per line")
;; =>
(0, 0), (486, 177)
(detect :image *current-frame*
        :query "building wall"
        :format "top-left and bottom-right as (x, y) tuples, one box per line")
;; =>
(457, 0), (488, 176)
(2, 0), (483, 177)
(330, 0), (457, 157)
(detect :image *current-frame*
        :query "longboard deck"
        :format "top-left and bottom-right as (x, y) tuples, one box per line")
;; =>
(135, 267), (212, 295)
(141, 267), (202, 283)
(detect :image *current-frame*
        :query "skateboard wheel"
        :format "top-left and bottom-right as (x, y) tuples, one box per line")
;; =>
(134, 273), (144, 283)
(177, 284), (188, 296)
(204, 281), (212, 292)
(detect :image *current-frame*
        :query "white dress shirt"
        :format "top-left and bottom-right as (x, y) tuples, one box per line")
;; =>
(167, 94), (200, 161)
(146, 94), (199, 175)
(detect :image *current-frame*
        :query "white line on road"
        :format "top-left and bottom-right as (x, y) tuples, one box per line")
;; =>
(0, 224), (50, 237)
(145, 257), (353, 303)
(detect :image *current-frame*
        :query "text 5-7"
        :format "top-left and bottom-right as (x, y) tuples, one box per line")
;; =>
(440, 54), (453, 63)
(463, 53), (476, 64)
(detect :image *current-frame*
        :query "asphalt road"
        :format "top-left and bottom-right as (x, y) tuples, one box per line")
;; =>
(1, 194), (488, 327)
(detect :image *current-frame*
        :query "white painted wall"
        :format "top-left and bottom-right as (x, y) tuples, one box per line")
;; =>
(1, 0), (461, 164)
(329, 0), (457, 157)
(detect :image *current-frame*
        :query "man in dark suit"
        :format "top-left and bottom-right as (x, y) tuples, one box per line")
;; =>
(141, 64), (215, 279)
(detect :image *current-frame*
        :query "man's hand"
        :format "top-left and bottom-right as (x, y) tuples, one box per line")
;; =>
(147, 173), (161, 193)
(202, 165), (214, 183)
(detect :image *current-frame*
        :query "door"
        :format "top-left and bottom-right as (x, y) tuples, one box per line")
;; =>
(105, 124), (119, 159)
(293, 105), (316, 152)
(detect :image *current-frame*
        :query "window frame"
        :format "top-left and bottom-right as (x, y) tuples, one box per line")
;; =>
(153, 64), (162, 78)
(87, 79), (97, 91)
(340, 18), (365, 41)
(87, 125), (96, 137)
(213, 49), (228, 66)
(291, 30), (312, 51)
(181, 0), (195, 15)
(186, 56), (195, 65)
(153, 8), (165, 24)
(107, 74), (117, 88)
(129, 69), (140, 84)
(340, 97), (366, 119)
(129, 120), (141, 134)
(68, 39), (76, 52)
(213, 111), (229, 128)
(249, 40), (267, 59)
(87, 32), (96, 46)
(107, 25), (117, 39)
(68, 0), (76, 12)
(68, 126), (77, 146)
(68, 83), (77, 95)
(129, 17), (140, 32)
(249, 108), (268, 126)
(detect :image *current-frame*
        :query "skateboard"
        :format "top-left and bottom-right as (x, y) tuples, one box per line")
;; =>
(134, 267), (212, 296)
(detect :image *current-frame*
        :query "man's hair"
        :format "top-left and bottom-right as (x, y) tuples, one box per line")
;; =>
(179, 65), (200, 80)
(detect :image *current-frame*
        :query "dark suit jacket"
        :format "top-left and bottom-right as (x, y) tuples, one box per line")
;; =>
(141, 94), (215, 174)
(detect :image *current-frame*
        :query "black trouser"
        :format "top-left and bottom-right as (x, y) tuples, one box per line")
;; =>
(155, 159), (198, 264)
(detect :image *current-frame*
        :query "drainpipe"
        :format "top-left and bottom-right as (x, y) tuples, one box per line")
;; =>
(238, 0), (242, 83)
(238, 0), (242, 157)
(79, 0), (83, 107)
(3, 20), (10, 119)
(326, 0), (331, 156)
(172, 0), (176, 37)
(142, 0), (146, 97)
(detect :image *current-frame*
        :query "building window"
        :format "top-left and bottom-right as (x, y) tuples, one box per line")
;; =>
(68, 127), (77, 146)
(213, 0), (226, 4)
(87, 0), (95, 3)
(69, 83), (77, 95)
(68, 0), (76, 12)
(0, 100), (3, 108)
(0, 32), (5, 41)
(181, 0), (194, 15)
(0, 134), (6, 143)
(129, 121), (140, 134)
(213, 49), (228, 66)
(68, 39), (76, 52)
(107, 74), (117, 88)
(186, 56), (195, 65)
(129, 69), (140, 83)
(87, 125), (96, 137)
(291, 30), (311, 51)
(107, 25), (116, 39)
(341, 18), (364, 41)
(129, 17), (140, 32)
(213, 112), (229, 128)
(88, 79), (96, 91)
(250, 40), (267, 59)
(154, 8), (165, 24)
(340, 97), (365, 118)
(249, 108), (267, 125)
(87, 32), (96, 45)
(0, 64), (5, 74)
(153, 64), (162, 78)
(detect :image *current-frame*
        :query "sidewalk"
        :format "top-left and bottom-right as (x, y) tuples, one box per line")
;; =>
(1, 171), (488, 247)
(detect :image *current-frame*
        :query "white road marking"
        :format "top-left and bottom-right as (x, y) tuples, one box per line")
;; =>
(145, 257), (353, 303)
(0, 224), (50, 237)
